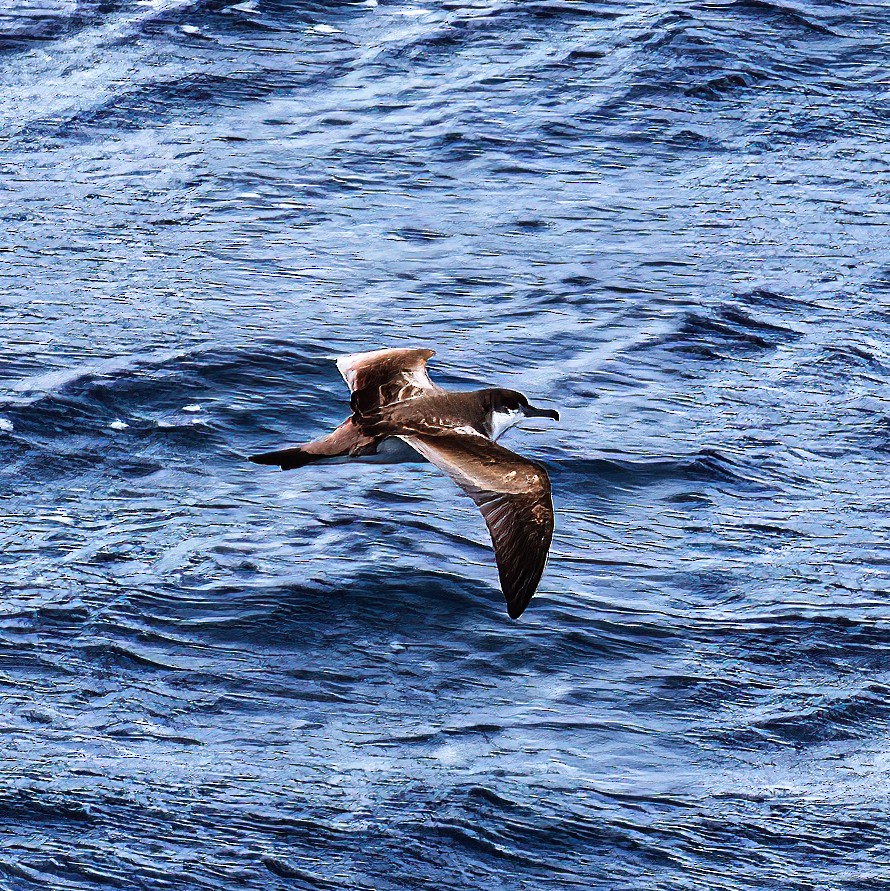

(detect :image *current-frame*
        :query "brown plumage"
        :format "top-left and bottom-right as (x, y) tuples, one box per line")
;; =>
(249, 348), (559, 619)
(403, 433), (553, 619)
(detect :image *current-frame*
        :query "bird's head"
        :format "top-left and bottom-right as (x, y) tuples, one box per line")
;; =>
(485, 388), (560, 439)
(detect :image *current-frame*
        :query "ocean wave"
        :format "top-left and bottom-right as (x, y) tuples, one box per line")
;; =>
(553, 449), (776, 491)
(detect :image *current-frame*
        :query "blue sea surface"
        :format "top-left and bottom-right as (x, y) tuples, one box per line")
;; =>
(2, 0), (890, 887)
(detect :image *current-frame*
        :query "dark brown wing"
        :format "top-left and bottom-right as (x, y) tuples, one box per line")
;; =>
(402, 433), (554, 619)
(336, 348), (439, 414)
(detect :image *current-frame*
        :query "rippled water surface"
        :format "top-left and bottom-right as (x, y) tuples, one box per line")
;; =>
(3, 0), (890, 887)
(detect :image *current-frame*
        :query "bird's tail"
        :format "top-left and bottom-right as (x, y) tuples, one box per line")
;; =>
(248, 446), (319, 470)
(249, 419), (375, 471)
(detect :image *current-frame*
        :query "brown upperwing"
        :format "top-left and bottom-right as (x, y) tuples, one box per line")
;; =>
(336, 348), (440, 414)
(251, 348), (438, 469)
(401, 433), (554, 619)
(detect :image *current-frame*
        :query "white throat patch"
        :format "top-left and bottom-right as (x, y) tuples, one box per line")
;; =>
(489, 408), (525, 441)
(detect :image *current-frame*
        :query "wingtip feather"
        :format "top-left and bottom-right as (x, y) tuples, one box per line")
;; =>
(506, 601), (526, 620)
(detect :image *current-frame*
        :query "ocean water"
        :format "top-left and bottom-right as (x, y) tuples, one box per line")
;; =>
(2, 0), (890, 887)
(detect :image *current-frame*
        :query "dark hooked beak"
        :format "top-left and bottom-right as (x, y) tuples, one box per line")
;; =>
(522, 404), (560, 422)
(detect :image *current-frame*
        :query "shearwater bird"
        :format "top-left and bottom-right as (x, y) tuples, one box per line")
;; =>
(249, 348), (559, 619)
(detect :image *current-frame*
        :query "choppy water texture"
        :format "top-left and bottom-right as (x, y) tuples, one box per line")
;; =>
(2, 0), (890, 887)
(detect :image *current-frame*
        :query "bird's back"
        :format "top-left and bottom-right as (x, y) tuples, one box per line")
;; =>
(355, 390), (492, 440)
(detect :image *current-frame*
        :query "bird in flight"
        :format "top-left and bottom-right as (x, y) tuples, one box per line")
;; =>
(250, 348), (559, 619)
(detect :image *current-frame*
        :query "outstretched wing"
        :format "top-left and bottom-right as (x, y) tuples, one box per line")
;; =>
(336, 348), (439, 414)
(402, 433), (554, 619)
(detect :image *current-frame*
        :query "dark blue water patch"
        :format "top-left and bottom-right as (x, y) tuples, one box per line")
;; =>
(696, 613), (890, 674)
(520, 1), (624, 21)
(53, 65), (352, 139)
(737, 288), (817, 312)
(813, 343), (889, 377)
(0, 790), (94, 827)
(633, 300), (801, 362)
(853, 414), (890, 453)
(553, 449), (777, 493)
(750, 683), (890, 745)
(0, 1), (120, 50)
(633, 671), (760, 716)
(727, 0), (839, 37)
(736, 521), (805, 539)
(1, 343), (346, 451)
(391, 226), (450, 243)
(685, 70), (760, 101)
(171, 570), (504, 639)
